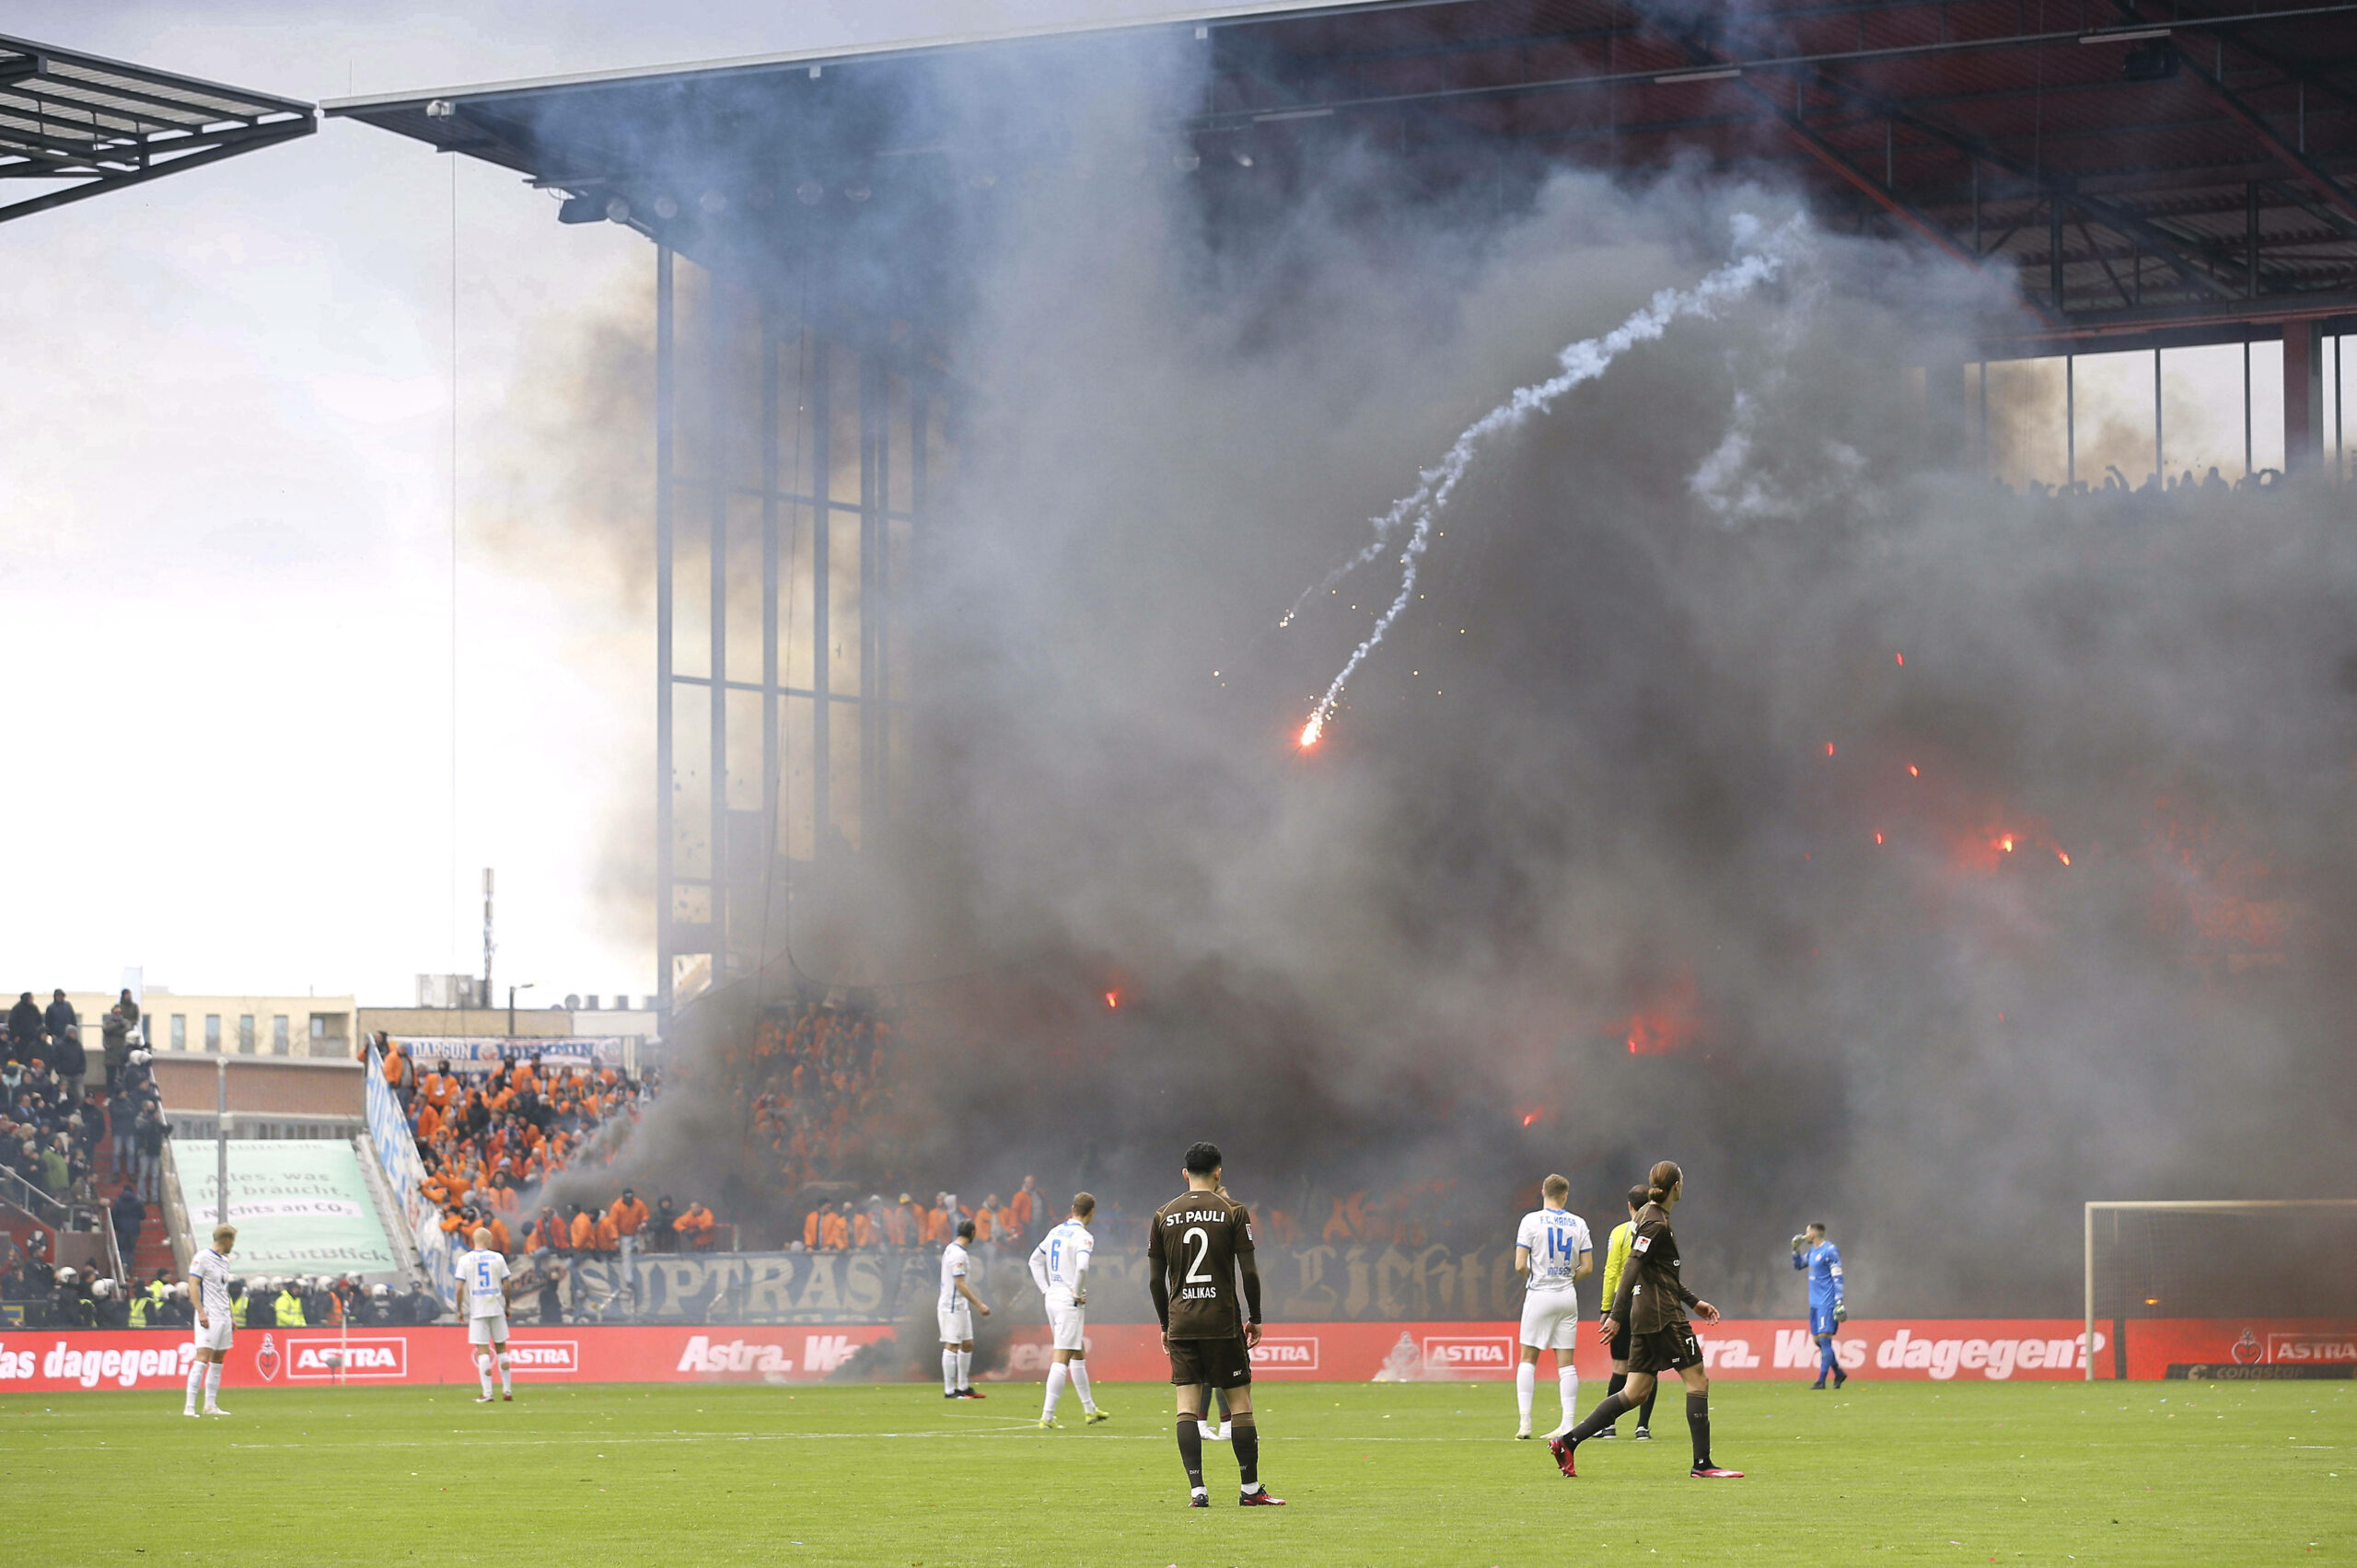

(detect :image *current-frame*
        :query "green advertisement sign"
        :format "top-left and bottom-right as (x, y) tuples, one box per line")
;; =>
(175, 1140), (401, 1276)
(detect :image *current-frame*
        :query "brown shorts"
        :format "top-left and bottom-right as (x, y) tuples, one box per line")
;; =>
(1608, 1321), (1631, 1363)
(1167, 1335), (1254, 1389)
(1626, 1321), (1703, 1376)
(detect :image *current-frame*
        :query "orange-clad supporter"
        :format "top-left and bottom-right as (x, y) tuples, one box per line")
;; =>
(803, 1208), (821, 1249)
(422, 1071), (455, 1113)
(610, 1191), (650, 1236)
(971, 1202), (994, 1245)
(883, 1199), (911, 1249)
(819, 1207), (850, 1251)
(413, 1101), (443, 1141)
(676, 1202), (716, 1250)
(570, 1208), (597, 1251)
(485, 1214), (512, 1254)
(593, 1210), (621, 1254)
(852, 1210), (875, 1249)
(440, 1208), (469, 1237)
(1008, 1179), (1036, 1235)
(923, 1204), (949, 1245)
(995, 1201), (1018, 1240)
(381, 1040), (407, 1085)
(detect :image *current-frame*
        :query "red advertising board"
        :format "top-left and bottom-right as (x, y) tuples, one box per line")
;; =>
(2124, 1318), (2357, 1379)
(0, 1326), (899, 1394)
(0, 1316), (2224, 1393)
(1001, 1318), (2108, 1383)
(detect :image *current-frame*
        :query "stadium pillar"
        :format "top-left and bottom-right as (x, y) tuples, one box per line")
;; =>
(2282, 319), (2324, 477)
(656, 244), (676, 1018)
(810, 335), (832, 850)
(707, 269), (730, 984)
(761, 317), (781, 897)
(1922, 352), (1968, 462)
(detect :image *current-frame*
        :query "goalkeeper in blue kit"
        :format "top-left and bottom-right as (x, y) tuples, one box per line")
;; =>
(1792, 1222), (1846, 1388)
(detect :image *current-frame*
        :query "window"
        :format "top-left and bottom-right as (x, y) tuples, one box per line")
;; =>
(171, 1015), (187, 1051)
(238, 1014), (255, 1053)
(308, 1015), (325, 1041)
(272, 1015), (289, 1055)
(204, 1015), (220, 1051)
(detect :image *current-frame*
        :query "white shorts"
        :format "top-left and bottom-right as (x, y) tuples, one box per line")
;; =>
(1518, 1288), (1583, 1352)
(192, 1316), (233, 1353)
(468, 1312), (510, 1346)
(937, 1301), (973, 1343)
(1047, 1299), (1086, 1353)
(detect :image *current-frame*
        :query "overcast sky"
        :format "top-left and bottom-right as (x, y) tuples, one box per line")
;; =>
(0, 1), (1210, 1007)
(0, 3), (2316, 1007)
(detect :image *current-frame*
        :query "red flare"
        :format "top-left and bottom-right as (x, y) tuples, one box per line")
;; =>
(1104, 991), (1120, 1009)
(1824, 741), (1836, 757)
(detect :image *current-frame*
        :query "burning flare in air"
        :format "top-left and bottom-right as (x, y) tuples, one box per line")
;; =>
(1282, 214), (1806, 748)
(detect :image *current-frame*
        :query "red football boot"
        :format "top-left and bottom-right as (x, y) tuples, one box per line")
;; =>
(1547, 1434), (1577, 1477)
(1690, 1465), (1746, 1479)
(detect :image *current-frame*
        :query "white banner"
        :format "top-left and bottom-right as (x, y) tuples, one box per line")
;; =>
(389, 1036), (628, 1074)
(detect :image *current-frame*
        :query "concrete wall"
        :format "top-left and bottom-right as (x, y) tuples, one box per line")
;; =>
(154, 1054), (364, 1119)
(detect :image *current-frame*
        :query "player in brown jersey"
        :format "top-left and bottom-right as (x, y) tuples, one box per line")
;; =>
(1147, 1141), (1283, 1508)
(1548, 1160), (1744, 1480)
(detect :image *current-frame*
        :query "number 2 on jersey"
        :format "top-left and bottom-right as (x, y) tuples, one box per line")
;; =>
(1182, 1225), (1212, 1284)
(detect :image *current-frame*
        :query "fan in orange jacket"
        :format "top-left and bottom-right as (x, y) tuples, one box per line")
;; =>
(610, 1191), (651, 1237)
(676, 1203), (717, 1250)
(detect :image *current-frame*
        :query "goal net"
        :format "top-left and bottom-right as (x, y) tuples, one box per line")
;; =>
(2085, 1200), (2357, 1379)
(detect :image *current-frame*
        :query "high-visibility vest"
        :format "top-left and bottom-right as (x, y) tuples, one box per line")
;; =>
(129, 1296), (149, 1328)
(232, 1295), (251, 1327)
(273, 1290), (306, 1327)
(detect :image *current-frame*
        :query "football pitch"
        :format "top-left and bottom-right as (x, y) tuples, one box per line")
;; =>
(5, 1377), (2345, 1564)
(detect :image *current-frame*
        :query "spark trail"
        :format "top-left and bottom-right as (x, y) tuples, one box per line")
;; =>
(1290, 214), (1805, 749)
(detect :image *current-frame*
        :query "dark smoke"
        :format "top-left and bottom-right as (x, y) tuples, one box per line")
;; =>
(541, 38), (2356, 1316)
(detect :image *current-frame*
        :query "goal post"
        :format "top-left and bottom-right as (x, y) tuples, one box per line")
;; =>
(2084, 1200), (2357, 1380)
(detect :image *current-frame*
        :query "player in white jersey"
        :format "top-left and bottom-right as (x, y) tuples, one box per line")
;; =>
(1029, 1193), (1109, 1428)
(184, 1224), (238, 1417)
(938, 1219), (991, 1399)
(454, 1226), (515, 1403)
(1513, 1174), (1594, 1440)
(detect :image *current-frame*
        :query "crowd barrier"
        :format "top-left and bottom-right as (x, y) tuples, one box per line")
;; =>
(9, 1317), (2346, 1393)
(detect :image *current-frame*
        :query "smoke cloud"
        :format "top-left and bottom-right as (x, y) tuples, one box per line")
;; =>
(540, 39), (2355, 1316)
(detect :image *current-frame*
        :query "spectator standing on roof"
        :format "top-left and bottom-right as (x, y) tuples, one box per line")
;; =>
(43, 990), (76, 1045)
(8, 993), (40, 1052)
(134, 1103), (168, 1201)
(100, 1007), (132, 1092)
(52, 1026), (86, 1103)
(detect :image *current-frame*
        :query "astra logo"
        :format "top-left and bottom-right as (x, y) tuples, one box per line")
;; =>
(1422, 1336), (1513, 1368)
(2268, 1334), (2357, 1364)
(507, 1342), (578, 1373)
(286, 1337), (407, 1378)
(1249, 1337), (1318, 1370)
(676, 1336), (794, 1375)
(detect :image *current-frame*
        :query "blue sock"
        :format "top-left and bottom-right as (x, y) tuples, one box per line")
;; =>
(1818, 1338), (1839, 1379)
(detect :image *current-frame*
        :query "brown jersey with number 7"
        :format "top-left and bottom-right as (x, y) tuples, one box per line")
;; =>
(1148, 1191), (1256, 1340)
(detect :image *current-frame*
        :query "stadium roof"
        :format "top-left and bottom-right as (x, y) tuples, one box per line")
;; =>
(327, 0), (2357, 354)
(0, 32), (315, 223)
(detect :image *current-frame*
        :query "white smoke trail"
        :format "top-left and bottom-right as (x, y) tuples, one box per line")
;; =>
(1291, 213), (1808, 748)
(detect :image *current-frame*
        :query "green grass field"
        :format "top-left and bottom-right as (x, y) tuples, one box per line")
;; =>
(4, 1377), (2346, 1564)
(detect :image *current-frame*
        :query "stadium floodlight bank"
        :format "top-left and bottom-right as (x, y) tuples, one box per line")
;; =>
(2084, 1199), (2357, 1380)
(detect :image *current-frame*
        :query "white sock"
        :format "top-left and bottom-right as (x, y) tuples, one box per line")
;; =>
(1069, 1361), (1095, 1413)
(1557, 1367), (1579, 1426)
(478, 1355), (493, 1397)
(496, 1353), (512, 1394)
(942, 1349), (958, 1394)
(956, 1350), (972, 1390)
(203, 1364), (223, 1407)
(185, 1362), (203, 1411)
(1515, 1362), (1536, 1424)
(1042, 1363), (1067, 1419)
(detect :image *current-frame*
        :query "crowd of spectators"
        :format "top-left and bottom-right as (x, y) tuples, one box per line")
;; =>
(375, 1034), (712, 1266)
(748, 1002), (895, 1198)
(3, 989), (163, 1212)
(4, 1239), (446, 1330)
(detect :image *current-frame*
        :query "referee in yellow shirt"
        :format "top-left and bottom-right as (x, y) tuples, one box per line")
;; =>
(1596, 1185), (1658, 1441)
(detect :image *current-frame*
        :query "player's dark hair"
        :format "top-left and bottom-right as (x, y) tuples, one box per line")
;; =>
(1072, 1192), (1096, 1218)
(1807, 1221), (1826, 1235)
(1183, 1141), (1223, 1175)
(1645, 1160), (1683, 1205)
(956, 1219), (976, 1241)
(1625, 1184), (1651, 1212)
